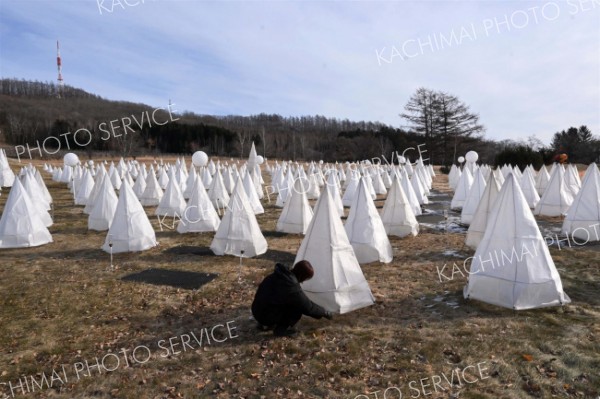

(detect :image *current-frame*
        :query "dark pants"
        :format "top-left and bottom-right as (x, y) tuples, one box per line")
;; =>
(253, 305), (302, 331)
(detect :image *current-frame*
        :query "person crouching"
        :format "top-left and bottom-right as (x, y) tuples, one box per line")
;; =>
(251, 260), (333, 337)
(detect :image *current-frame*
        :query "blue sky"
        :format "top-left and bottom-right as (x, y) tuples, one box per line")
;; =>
(0, 0), (598, 144)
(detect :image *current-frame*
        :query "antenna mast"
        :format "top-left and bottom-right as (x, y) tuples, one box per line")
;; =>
(56, 40), (64, 98)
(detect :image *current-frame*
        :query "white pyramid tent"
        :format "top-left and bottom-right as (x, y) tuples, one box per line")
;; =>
(75, 169), (95, 206)
(450, 167), (473, 210)
(0, 179), (53, 248)
(564, 164), (581, 198)
(177, 177), (220, 233)
(460, 169), (487, 226)
(562, 163), (600, 242)
(207, 169), (230, 211)
(520, 167), (540, 209)
(400, 168), (422, 216)
(463, 174), (571, 310)
(242, 170), (264, 215)
(345, 177), (393, 264)
(449, 165), (461, 191)
(465, 172), (502, 249)
(139, 167), (163, 206)
(210, 176), (268, 258)
(132, 170), (147, 199)
(324, 171), (344, 217)
(381, 174), (419, 237)
(534, 165), (574, 217)
(21, 172), (53, 227)
(183, 166), (198, 199)
(0, 149), (16, 188)
(155, 169), (187, 217)
(306, 173), (321, 200)
(275, 168), (294, 207)
(535, 165), (550, 195)
(342, 172), (360, 207)
(88, 175), (119, 231)
(276, 176), (313, 234)
(83, 166), (107, 214)
(295, 184), (375, 314)
(102, 179), (158, 253)
(33, 168), (52, 206)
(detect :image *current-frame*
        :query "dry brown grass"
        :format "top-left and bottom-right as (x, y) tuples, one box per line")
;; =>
(0, 159), (598, 399)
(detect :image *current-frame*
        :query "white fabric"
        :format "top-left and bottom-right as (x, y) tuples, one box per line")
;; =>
(295, 185), (375, 314)
(210, 176), (268, 257)
(345, 177), (393, 264)
(102, 179), (157, 253)
(463, 174), (571, 310)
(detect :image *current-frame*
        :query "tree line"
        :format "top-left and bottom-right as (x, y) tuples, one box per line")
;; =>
(0, 79), (597, 165)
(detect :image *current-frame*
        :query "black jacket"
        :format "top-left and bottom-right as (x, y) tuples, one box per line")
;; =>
(252, 263), (328, 326)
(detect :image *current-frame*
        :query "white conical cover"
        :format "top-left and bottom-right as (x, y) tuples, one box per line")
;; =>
(451, 167), (473, 210)
(109, 166), (122, 190)
(183, 166), (198, 199)
(132, 170), (147, 199)
(0, 179), (52, 248)
(177, 177), (220, 233)
(535, 165), (550, 195)
(410, 171), (428, 205)
(520, 168), (540, 209)
(155, 170), (187, 217)
(534, 165), (574, 216)
(463, 174), (571, 310)
(102, 179), (157, 253)
(0, 150), (16, 187)
(247, 142), (258, 169)
(342, 172), (360, 207)
(306, 173), (321, 200)
(465, 172), (501, 249)
(276, 177), (313, 234)
(275, 169), (294, 207)
(210, 176), (268, 258)
(21, 172), (52, 227)
(371, 170), (387, 195)
(564, 164), (581, 198)
(157, 167), (170, 189)
(399, 169), (422, 216)
(345, 177), (392, 264)
(207, 169), (230, 212)
(324, 171), (344, 217)
(222, 167), (235, 194)
(381, 174), (419, 237)
(88, 176), (119, 231)
(33, 169), (52, 205)
(295, 184), (375, 314)
(449, 165), (461, 190)
(75, 169), (95, 206)
(242, 171), (264, 214)
(460, 169), (487, 225)
(84, 167), (106, 214)
(140, 167), (163, 206)
(561, 163), (600, 242)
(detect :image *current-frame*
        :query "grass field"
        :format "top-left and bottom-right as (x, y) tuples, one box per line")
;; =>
(0, 158), (598, 399)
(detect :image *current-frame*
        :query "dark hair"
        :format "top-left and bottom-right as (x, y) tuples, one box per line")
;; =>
(292, 260), (314, 283)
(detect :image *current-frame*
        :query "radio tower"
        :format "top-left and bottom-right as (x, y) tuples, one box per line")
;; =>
(56, 40), (64, 98)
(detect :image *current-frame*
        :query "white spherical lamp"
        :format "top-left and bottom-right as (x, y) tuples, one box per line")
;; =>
(458, 156), (465, 164)
(398, 156), (406, 164)
(256, 155), (264, 165)
(64, 153), (79, 166)
(465, 151), (479, 163)
(192, 151), (209, 167)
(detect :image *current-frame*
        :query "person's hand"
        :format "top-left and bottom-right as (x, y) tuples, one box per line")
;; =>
(324, 311), (333, 320)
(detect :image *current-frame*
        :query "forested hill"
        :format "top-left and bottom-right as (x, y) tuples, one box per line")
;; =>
(0, 78), (429, 162)
(1, 78), (597, 166)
